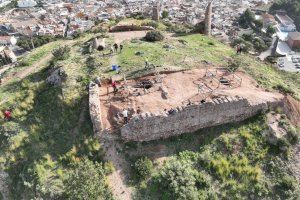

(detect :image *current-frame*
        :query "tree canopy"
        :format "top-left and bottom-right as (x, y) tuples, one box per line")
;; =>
(64, 158), (113, 200)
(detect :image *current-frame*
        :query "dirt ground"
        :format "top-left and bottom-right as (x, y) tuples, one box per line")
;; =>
(99, 67), (284, 130)
(109, 31), (147, 45)
(102, 31), (148, 200)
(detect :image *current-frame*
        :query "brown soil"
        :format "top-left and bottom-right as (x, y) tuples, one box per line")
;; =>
(101, 31), (148, 200)
(283, 95), (300, 126)
(99, 67), (284, 130)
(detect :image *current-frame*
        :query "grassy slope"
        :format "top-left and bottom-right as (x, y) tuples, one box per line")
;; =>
(118, 34), (300, 99)
(129, 115), (300, 199)
(0, 34), (110, 198)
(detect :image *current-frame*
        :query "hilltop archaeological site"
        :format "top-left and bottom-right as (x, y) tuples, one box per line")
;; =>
(89, 66), (297, 142)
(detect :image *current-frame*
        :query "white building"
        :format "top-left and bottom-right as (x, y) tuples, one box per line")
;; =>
(18, 0), (37, 8)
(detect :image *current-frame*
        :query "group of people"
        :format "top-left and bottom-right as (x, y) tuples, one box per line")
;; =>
(120, 106), (141, 124)
(110, 43), (123, 54)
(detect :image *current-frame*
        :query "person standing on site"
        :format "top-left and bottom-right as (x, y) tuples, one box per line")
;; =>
(145, 58), (149, 68)
(122, 108), (129, 124)
(4, 109), (12, 121)
(236, 44), (241, 54)
(111, 80), (117, 95)
(120, 44), (123, 53)
(113, 43), (118, 53)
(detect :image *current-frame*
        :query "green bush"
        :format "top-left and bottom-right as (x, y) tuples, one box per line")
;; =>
(17, 35), (60, 51)
(227, 55), (243, 72)
(231, 37), (253, 53)
(64, 158), (113, 200)
(104, 161), (115, 175)
(266, 25), (276, 37)
(273, 84), (295, 95)
(162, 10), (169, 19)
(144, 31), (164, 42)
(134, 157), (154, 180)
(155, 159), (199, 200)
(253, 37), (268, 52)
(141, 21), (159, 29)
(286, 126), (299, 145)
(52, 46), (70, 61)
(275, 175), (298, 198)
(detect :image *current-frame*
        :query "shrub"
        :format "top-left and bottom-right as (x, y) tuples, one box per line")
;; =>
(134, 157), (154, 180)
(273, 84), (295, 95)
(85, 56), (97, 72)
(275, 175), (298, 198)
(52, 46), (70, 61)
(208, 41), (215, 46)
(231, 37), (253, 53)
(162, 10), (169, 19)
(286, 126), (299, 145)
(64, 158), (113, 200)
(155, 159), (199, 200)
(253, 37), (268, 52)
(144, 30), (164, 42)
(227, 55), (243, 72)
(104, 161), (115, 175)
(266, 25), (276, 37)
(141, 21), (158, 29)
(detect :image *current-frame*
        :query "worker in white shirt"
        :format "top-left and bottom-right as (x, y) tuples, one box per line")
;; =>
(122, 108), (129, 124)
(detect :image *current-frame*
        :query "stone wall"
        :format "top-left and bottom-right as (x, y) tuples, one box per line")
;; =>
(109, 25), (154, 32)
(89, 82), (102, 136)
(121, 96), (282, 142)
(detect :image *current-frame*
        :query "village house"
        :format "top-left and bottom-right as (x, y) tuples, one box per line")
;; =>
(287, 32), (300, 51)
(275, 11), (297, 32)
(261, 13), (277, 28)
(17, 0), (37, 8)
(0, 46), (17, 64)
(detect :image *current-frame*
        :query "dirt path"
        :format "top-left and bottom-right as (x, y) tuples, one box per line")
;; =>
(99, 31), (148, 200)
(1, 40), (74, 86)
(100, 134), (133, 200)
(1, 54), (53, 86)
(101, 31), (146, 200)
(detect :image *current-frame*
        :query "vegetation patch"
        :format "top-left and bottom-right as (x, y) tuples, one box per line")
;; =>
(131, 115), (299, 199)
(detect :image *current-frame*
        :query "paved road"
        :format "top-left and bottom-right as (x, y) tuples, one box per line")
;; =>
(258, 36), (276, 61)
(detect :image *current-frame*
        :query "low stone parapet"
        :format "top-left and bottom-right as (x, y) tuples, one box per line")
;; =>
(89, 82), (102, 136)
(121, 96), (282, 142)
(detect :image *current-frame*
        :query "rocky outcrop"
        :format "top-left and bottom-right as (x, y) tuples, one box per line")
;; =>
(46, 67), (67, 86)
(283, 95), (300, 126)
(89, 82), (102, 136)
(121, 96), (282, 142)
(92, 38), (106, 51)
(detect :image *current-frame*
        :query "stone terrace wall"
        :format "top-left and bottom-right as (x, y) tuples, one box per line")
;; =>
(121, 96), (282, 142)
(89, 83), (102, 136)
(109, 25), (154, 32)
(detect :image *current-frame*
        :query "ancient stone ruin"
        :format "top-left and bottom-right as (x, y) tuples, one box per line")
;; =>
(89, 68), (284, 142)
(121, 96), (282, 141)
(89, 82), (102, 135)
(92, 37), (106, 51)
(152, 3), (160, 21)
(204, 1), (213, 36)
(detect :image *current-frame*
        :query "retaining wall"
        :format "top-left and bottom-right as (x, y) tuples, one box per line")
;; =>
(109, 25), (154, 32)
(121, 96), (282, 141)
(89, 83), (102, 136)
